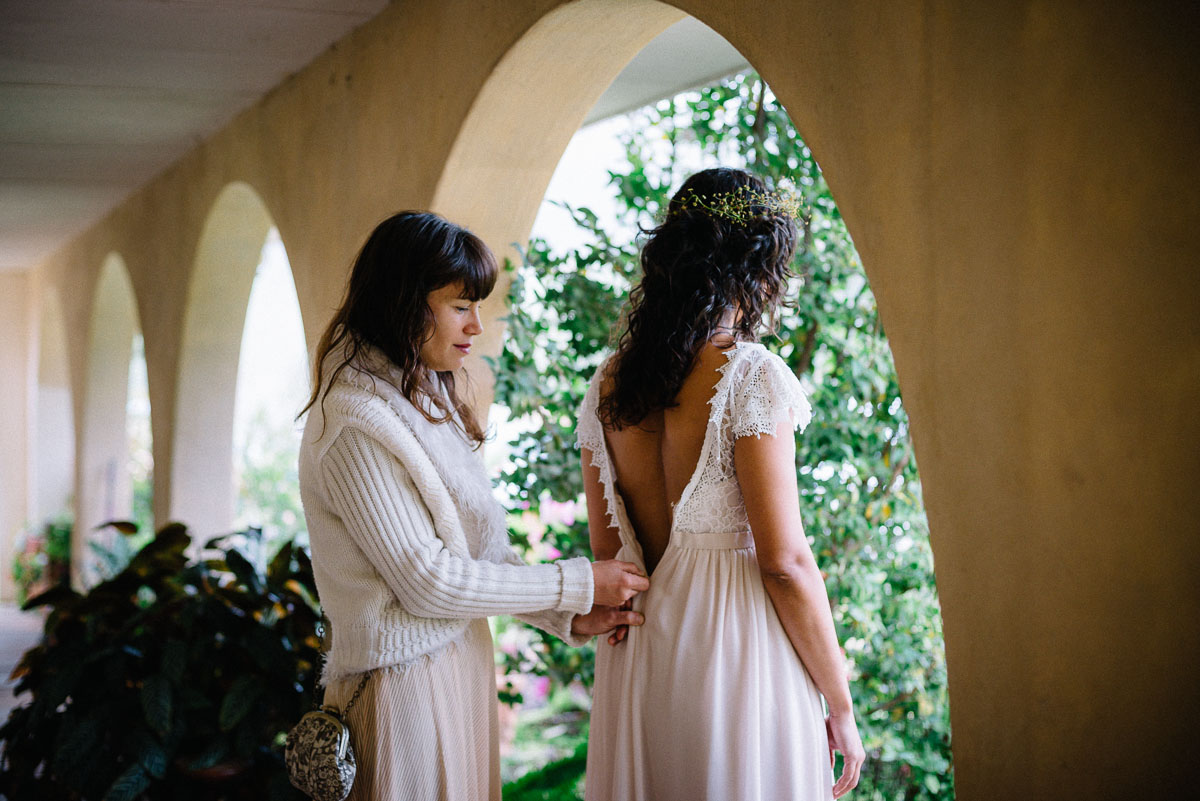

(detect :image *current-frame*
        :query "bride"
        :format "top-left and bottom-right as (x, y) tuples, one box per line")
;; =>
(579, 168), (866, 800)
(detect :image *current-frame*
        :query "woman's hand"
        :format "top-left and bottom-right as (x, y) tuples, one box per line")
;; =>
(826, 711), (865, 798)
(591, 560), (649, 607)
(605, 599), (634, 645)
(571, 603), (644, 642)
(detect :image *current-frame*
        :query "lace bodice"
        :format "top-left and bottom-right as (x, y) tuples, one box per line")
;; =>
(577, 342), (811, 556)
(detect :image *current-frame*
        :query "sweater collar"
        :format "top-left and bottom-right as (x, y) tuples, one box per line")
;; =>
(335, 343), (510, 561)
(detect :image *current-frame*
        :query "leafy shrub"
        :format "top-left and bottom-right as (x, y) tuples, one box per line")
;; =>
(502, 742), (587, 801)
(0, 524), (321, 801)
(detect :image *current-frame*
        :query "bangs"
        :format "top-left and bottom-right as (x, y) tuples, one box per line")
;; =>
(453, 233), (499, 301)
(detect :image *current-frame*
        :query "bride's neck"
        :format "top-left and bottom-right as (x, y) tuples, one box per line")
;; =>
(709, 309), (741, 348)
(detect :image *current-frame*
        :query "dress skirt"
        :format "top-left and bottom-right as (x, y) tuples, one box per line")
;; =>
(324, 617), (501, 801)
(586, 532), (833, 800)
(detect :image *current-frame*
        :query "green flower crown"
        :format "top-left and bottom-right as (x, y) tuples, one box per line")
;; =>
(665, 184), (805, 226)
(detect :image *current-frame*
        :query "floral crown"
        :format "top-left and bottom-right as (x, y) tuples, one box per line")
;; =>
(665, 183), (805, 226)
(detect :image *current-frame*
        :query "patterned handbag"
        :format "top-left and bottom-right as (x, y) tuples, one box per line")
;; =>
(285, 672), (370, 801)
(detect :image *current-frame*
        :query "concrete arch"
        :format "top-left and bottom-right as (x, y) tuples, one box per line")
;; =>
(427, 2), (1200, 795)
(77, 253), (142, 584)
(431, 0), (684, 401)
(34, 286), (75, 525)
(169, 181), (285, 540)
(431, 0), (949, 784)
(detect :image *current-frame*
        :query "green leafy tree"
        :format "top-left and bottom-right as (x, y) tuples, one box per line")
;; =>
(236, 407), (308, 554)
(492, 73), (952, 799)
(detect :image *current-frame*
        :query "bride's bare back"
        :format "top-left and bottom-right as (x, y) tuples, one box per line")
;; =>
(597, 341), (733, 575)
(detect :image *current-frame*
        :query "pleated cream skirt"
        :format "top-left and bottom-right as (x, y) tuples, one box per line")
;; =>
(587, 535), (833, 800)
(324, 618), (501, 801)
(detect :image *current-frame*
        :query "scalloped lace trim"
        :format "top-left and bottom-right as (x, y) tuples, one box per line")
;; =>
(577, 374), (622, 533)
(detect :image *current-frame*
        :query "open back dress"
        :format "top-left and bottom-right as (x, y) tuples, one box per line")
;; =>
(578, 341), (834, 801)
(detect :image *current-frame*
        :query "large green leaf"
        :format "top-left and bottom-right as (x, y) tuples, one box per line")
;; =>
(183, 736), (229, 771)
(161, 638), (187, 685)
(218, 675), (263, 731)
(102, 763), (150, 801)
(22, 583), (79, 611)
(127, 727), (169, 779)
(224, 548), (264, 595)
(51, 717), (101, 789)
(140, 674), (173, 738)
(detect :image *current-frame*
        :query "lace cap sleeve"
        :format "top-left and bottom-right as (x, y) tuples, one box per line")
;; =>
(728, 349), (812, 439)
(576, 364), (605, 455)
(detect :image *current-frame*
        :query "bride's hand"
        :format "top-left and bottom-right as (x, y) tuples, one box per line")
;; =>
(571, 603), (645, 641)
(599, 599), (635, 646)
(591, 560), (650, 607)
(826, 712), (865, 798)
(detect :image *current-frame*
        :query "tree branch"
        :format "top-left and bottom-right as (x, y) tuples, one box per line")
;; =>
(751, 79), (767, 164)
(794, 320), (820, 378)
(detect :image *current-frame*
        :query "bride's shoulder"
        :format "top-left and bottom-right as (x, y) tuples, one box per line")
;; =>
(721, 340), (782, 379)
(724, 343), (811, 436)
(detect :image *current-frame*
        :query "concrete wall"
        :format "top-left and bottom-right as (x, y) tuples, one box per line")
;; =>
(0, 271), (31, 603)
(34, 286), (74, 528)
(8, 0), (1199, 796)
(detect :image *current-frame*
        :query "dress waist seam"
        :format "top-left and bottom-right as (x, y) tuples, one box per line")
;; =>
(670, 529), (754, 550)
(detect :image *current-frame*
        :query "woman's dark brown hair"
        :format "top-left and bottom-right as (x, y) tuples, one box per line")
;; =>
(300, 210), (497, 444)
(598, 168), (798, 429)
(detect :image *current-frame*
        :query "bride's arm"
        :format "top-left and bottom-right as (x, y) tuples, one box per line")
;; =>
(582, 446), (639, 645)
(735, 421), (865, 797)
(582, 446), (622, 561)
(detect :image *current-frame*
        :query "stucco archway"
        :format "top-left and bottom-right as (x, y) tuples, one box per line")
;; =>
(434, 0), (949, 783)
(426, 0), (991, 794)
(431, 0), (686, 404)
(169, 182), (292, 541)
(426, 2), (1200, 796)
(76, 253), (143, 585)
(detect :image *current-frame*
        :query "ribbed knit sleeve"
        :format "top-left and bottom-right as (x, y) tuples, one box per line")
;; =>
(320, 427), (593, 619)
(498, 546), (594, 647)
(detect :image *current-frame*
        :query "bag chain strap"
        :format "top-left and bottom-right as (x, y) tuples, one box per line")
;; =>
(342, 672), (371, 716)
(316, 615), (372, 716)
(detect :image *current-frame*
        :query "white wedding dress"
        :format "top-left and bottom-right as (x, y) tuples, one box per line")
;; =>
(579, 342), (834, 801)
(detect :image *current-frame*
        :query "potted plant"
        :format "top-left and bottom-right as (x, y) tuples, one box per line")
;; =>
(0, 522), (322, 801)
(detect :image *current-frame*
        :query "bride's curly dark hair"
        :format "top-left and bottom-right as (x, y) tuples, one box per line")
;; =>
(598, 167), (798, 429)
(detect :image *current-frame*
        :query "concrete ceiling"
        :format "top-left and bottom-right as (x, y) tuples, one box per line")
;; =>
(0, 2), (746, 273)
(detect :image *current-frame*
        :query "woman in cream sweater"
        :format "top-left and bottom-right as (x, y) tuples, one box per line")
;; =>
(298, 211), (648, 800)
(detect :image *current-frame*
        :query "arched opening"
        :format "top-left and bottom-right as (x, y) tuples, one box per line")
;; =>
(77, 253), (150, 585)
(231, 227), (309, 556)
(430, 0), (685, 408)
(434, 4), (949, 795)
(171, 182), (306, 546)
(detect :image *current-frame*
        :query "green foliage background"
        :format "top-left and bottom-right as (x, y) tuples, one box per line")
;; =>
(491, 73), (953, 799)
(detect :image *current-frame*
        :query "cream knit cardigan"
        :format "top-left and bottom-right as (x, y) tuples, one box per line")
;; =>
(299, 352), (594, 683)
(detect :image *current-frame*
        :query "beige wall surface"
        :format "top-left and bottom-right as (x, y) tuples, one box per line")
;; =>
(10, 0), (1199, 796)
(35, 285), (74, 527)
(0, 271), (32, 603)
